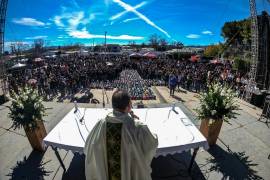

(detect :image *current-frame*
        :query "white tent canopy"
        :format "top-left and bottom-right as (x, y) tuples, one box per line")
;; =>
(10, 63), (26, 69)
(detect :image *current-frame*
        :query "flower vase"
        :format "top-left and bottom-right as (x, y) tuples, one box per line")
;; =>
(199, 119), (223, 146)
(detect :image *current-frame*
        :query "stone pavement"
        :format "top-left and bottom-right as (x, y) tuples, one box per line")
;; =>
(0, 87), (270, 180)
(156, 86), (270, 179)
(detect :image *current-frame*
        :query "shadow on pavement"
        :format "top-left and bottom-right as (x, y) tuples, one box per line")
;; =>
(62, 151), (205, 180)
(171, 95), (185, 102)
(8, 145), (261, 180)
(176, 89), (188, 94)
(6, 150), (52, 180)
(151, 151), (205, 180)
(62, 153), (86, 180)
(206, 145), (263, 180)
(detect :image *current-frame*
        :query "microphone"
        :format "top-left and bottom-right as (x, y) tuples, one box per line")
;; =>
(102, 85), (105, 108)
(80, 108), (86, 123)
(130, 111), (139, 120)
(172, 103), (179, 114)
(74, 101), (79, 113)
(74, 101), (84, 123)
(167, 103), (178, 121)
(172, 103), (176, 111)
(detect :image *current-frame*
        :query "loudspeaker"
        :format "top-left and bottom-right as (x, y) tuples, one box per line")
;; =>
(0, 95), (8, 105)
(251, 93), (264, 108)
(262, 95), (270, 117)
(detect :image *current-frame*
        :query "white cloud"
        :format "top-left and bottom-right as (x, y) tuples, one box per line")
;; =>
(107, 34), (144, 40)
(122, 17), (140, 23)
(5, 41), (32, 45)
(202, 30), (213, 35)
(13, 18), (46, 27)
(69, 28), (144, 40)
(53, 10), (98, 31)
(186, 34), (200, 39)
(103, 21), (116, 27)
(112, 0), (171, 38)
(25, 35), (48, 40)
(57, 35), (69, 39)
(53, 16), (65, 27)
(53, 6), (143, 41)
(110, 1), (147, 20)
(68, 11), (85, 30)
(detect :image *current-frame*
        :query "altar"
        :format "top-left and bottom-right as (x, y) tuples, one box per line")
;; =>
(44, 107), (209, 173)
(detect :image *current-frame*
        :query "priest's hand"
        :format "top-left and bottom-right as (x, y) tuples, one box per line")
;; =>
(130, 111), (140, 120)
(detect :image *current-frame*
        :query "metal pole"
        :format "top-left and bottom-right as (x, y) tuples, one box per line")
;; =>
(105, 31), (107, 46)
(0, 0), (9, 96)
(105, 31), (107, 61)
(245, 0), (259, 101)
(92, 39), (94, 52)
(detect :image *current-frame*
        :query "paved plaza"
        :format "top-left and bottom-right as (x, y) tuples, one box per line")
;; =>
(0, 87), (270, 180)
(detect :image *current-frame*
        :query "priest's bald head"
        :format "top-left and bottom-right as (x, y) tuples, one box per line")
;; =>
(112, 90), (132, 113)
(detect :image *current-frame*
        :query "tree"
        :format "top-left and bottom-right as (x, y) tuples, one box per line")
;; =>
(148, 34), (160, 50)
(159, 38), (168, 51)
(204, 45), (221, 58)
(176, 41), (184, 49)
(128, 41), (136, 48)
(233, 56), (251, 73)
(221, 19), (251, 47)
(10, 42), (29, 56)
(34, 39), (44, 57)
(169, 41), (184, 50)
(141, 42), (146, 48)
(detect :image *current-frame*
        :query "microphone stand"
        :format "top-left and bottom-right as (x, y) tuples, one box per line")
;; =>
(102, 84), (105, 108)
(74, 101), (84, 123)
(165, 103), (177, 122)
(104, 86), (109, 105)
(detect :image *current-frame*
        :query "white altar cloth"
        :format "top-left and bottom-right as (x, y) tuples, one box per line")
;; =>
(44, 107), (209, 156)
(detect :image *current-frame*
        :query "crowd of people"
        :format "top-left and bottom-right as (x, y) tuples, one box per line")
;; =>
(116, 70), (156, 100)
(7, 53), (250, 101)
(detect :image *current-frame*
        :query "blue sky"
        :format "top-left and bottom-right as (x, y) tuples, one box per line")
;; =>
(4, 0), (270, 49)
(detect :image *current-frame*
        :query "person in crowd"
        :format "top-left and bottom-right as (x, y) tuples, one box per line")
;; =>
(177, 73), (182, 90)
(186, 73), (192, 91)
(8, 53), (247, 101)
(169, 73), (177, 96)
(84, 90), (158, 180)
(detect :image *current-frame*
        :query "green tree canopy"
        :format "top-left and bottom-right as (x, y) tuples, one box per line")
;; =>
(204, 44), (222, 58)
(221, 19), (251, 46)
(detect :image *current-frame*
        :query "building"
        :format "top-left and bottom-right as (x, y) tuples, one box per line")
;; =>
(166, 47), (205, 55)
(93, 44), (121, 52)
(107, 44), (121, 52)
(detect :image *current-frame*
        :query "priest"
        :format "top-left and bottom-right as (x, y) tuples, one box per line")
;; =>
(84, 90), (158, 180)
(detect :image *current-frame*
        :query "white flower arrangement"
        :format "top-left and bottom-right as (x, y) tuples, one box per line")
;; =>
(8, 86), (47, 131)
(195, 82), (240, 123)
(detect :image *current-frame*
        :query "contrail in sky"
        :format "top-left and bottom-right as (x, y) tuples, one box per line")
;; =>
(112, 0), (171, 38)
(110, 1), (147, 20)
